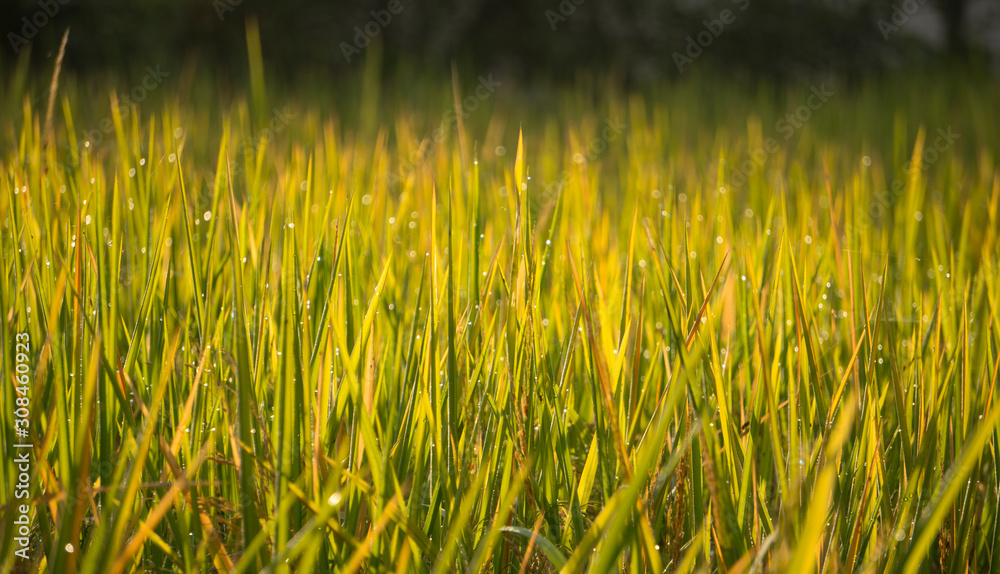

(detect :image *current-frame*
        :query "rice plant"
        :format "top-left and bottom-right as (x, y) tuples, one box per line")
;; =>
(2, 41), (1000, 573)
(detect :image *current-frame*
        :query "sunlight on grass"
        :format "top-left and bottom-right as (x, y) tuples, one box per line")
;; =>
(1, 53), (999, 572)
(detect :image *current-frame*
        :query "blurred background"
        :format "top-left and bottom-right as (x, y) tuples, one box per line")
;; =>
(2, 0), (999, 84)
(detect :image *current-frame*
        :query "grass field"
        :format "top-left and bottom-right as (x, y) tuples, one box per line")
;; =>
(2, 39), (1000, 573)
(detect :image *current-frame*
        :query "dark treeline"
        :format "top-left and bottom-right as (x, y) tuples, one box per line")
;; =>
(0, 0), (994, 83)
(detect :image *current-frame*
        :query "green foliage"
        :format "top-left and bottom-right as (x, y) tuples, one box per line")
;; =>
(1, 62), (1000, 573)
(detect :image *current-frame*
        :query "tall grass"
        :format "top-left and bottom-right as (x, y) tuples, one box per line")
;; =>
(2, 49), (1000, 572)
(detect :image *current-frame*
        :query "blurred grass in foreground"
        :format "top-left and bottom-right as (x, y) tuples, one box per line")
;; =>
(2, 46), (1000, 573)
